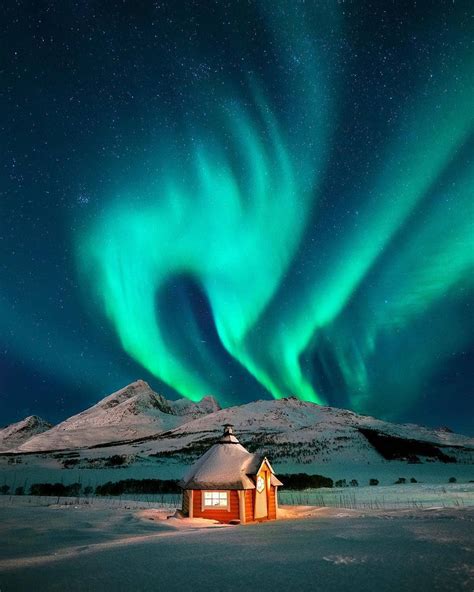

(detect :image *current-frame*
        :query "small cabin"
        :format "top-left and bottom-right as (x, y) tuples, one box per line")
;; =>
(180, 424), (282, 524)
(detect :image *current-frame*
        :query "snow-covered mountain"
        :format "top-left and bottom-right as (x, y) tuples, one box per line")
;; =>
(16, 380), (220, 452)
(170, 397), (473, 450)
(3, 384), (473, 486)
(0, 416), (53, 452)
(169, 395), (221, 417)
(112, 397), (473, 469)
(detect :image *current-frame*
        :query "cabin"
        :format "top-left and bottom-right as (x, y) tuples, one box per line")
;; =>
(180, 424), (282, 524)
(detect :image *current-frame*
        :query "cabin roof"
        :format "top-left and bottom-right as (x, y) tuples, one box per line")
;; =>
(180, 425), (283, 490)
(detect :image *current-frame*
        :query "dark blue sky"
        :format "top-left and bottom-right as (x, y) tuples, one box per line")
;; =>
(1, 1), (473, 434)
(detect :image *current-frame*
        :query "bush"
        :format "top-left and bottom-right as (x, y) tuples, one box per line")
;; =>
(395, 477), (406, 484)
(29, 482), (82, 497)
(448, 477), (457, 484)
(0, 485), (10, 495)
(95, 478), (180, 496)
(278, 473), (333, 490)
(410, 477), (417, 483)
(350, 479), (359, 487)
(106, 455), (127, 467)
(15, 486), (24, 495)
(63, 458), (79, 469)
(369, 478), (379, 486)
(335, 479), (347, 488)
(83, 485), (93, 496)
(67, 483), (82, 496)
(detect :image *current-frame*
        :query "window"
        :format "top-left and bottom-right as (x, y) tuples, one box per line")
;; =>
(203, 491), (228, 509)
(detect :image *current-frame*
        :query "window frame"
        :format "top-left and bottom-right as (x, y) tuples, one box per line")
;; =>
(202, 490), (230, 512)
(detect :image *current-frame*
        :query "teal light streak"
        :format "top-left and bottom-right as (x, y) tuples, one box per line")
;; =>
(79, 99), (320, 402)
(247, 49), (474, 403)
(77, 4), (473, 414)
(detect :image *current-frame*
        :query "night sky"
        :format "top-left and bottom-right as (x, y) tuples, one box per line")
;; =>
(1, 1), (473, 434)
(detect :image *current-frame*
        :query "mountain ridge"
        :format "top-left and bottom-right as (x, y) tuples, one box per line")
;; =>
(2, 381), (470, 464)
(1, 382), (473, 485)
(15, 380), (221, 452)
(0, 415), (53, 452)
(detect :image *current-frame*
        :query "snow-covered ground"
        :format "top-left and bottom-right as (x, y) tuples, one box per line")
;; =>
(280, 483), (474, 509)
(1, 453), (473, 494)
(2, 482), (471, 512)
(0, 496), (472, 591)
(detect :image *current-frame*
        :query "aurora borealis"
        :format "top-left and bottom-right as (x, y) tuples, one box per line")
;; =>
(1, 1), (473, 432)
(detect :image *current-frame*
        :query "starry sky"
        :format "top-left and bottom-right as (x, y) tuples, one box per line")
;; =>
(1, 1), (473, 434)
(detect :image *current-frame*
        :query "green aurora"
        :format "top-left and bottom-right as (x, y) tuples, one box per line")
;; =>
(76, 2), (474, 418)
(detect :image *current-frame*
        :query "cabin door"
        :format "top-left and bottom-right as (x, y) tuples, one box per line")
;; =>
(254, 469), (268, 519)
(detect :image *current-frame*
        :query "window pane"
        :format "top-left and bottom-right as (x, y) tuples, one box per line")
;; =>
(203, 491), (227, 507)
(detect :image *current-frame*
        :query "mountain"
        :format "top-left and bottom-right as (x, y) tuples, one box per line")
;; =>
(3, 384), (473, 486)
(169, 396), (221, 416)
(118, 397), (473, 469)
(0, 416), (53, 452)
(16, 380), (220, 452)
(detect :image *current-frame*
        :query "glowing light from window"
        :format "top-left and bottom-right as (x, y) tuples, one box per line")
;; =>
(203, 491), (228, 507)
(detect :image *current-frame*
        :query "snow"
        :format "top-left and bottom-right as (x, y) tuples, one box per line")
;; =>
(1, 388), (472, 491)
(8, 386), (473, 458)
(170, 395), (221, 416)
(168, 397), (473, 448)
(1, 389), (472, 590)
(138, 509), (225, 529)
(181, 441), (258, 489)
(0, 495), (472, 591)
(0, 416), (52, 452)
(1, 446), (472, 496)
(279, 483), (474, 510)
(15, 381), (220, 452)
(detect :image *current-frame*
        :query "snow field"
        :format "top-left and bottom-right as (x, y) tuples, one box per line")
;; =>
(0, 498), (472, 592)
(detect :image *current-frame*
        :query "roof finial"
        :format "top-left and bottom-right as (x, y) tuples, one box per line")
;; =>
(218, 423), (239, 443)
(223, 423), (234, 435)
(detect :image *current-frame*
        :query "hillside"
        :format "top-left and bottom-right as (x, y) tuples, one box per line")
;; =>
(106, 397), (474, 470)
(1, 386), (473, 486)
(15, 381), (220, 452)
(0, 416), (53, 452)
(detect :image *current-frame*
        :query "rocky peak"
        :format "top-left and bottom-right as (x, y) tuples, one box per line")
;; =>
(0, 415), (53, 451)
(170, 394), (221, 417)
(99, 380), (158, 409)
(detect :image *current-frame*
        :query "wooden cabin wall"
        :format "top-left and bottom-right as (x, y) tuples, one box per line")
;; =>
(183, 485), (279, 522)
(192, 490), (240, 523)
(245, 489), (254, 522)
(245, 486), (277, 522)
(268, 485), (277, 520)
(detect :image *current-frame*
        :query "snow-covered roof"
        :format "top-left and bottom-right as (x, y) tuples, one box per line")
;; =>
(180, 425), (281, 490)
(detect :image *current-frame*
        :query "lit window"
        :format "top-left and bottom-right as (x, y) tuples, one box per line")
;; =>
(203, 491), (228, 508)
